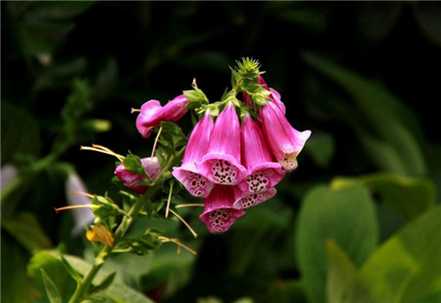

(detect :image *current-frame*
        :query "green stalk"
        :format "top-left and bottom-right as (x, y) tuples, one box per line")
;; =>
(67, 196), (146, 303)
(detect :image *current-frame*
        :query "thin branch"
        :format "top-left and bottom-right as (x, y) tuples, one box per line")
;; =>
(169, 209), (198, 238)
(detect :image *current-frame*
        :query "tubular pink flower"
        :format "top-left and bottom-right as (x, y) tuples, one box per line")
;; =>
(199, 186), (245, 233)
(141, 157), (161, 180)
(233, 187), (277, 209)
(199, 103), (247, 185)
(136, 95), (189, 138)
(259, 101), (311, 171)
(114, 164), (147, 194)
(136, 100), (162, 138)
(238, 115), (284, 194)
(172, 112), (215, 197)
(159, 95), (189, 121)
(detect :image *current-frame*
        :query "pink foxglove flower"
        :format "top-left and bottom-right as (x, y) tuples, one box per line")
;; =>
(159, 95), (189, 121)
(136, 100), (162, 138)
(172, 112), (215, 197)
(200, 186), (245, 233)
(233, 187), (277, 209)
(114, 164), (147, 194)
(260, 101), (311, 171)
(136, 95), (189, 138)
(141, 156), (161, 180)
(238, 114), (284, 194)
(200, 103), (247, 185)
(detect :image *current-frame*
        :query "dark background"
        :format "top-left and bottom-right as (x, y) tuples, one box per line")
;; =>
(2, 2), (441, 303)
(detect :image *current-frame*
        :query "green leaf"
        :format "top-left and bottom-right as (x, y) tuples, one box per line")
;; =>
(295, 184), (379, 303)
(90, 272), (116, 294)
(331, 174), (436, 221)
(304, 53), (426, 176)
(413, 3), (441, 47)
(304, 132), (335, 168)
(159, 121), (186, 152)
(41, 269), (62, 303)
(360, 206), (441, 303)
(356, 4), (402, 42)
(60, 255), (83, 282)
(1, 236), (35, 303)
(1, 103), (41, 164)
(29, 251), (155, 303)
(2, 212), (52, 252)
(326, 240), (374, 303)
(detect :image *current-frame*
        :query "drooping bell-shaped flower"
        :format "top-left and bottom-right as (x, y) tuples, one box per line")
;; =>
(238, 114), (284, 194)
(199, 186), (245, 233)
(233, 187), (277, 209)
(259, 101), (311, 171)
(136, 95), (189, 138)
(141, 156), (161, 180)
(136, 100), (162, 138)
(114, 164), (147, 194)
(200, 103), (247, 185)
(172, 112), (215, 197)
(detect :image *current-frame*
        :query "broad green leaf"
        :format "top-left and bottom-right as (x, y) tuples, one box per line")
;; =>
(295, 185), (379, 303)
(304, 132), (335, 168)
(41, 269), (62, 303)
(360, 206), (441, 303)
(1, 235), (35, 303)
(304, 53), (426, 176)
(326, 240), (374, 303)
(1, 103), (41, 164)
(90, 272), (116, 294)
(29, 250), (155, 303)
(60, 256), (83, 282)
(2, 212), (52, 252)
(331, 174), (436, 221)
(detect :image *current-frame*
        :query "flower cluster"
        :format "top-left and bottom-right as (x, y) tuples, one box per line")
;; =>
(172, 77), (311, 233)
(122, 61), (311, 234)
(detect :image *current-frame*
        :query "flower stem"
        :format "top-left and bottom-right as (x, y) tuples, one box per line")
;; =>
(68, 196), (147, 303)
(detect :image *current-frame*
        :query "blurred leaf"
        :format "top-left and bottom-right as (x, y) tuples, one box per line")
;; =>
(90, 272), (117, 294)
(413, 3), (441, 47)
(1, 236), (35, 303)
(304, 132), (335, 168)
(179, 52), (230, 72)
(60, 255), (84, 282)
(93, 58), (119, 101)
(304, 53), (427, 176)
(41, 269), (62, 303)
(360, 206), (441, 303)
(29, 250), (155, 303)
(1, 103), (41, 164)
(275, 6), (328, 33)
(2, 212), (52, 252)
(332, 173), (436, 220)
(296, 184), (379, 303)
(356, 3), (402, 42)
(265, 280), (306, 303)
(326, 240), (374, 303)
(7, 2), (94, 57)
(33, 58), (87, 92)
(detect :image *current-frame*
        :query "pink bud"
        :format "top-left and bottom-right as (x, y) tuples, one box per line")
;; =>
(199, 186), (245, 233)
(259, 101), (311, 171)
(199, 103), (247, 185)
(141, 157), (161, 180)
(114, 164), (147, 194)
(136, 95), (189, 139)
(172, 112), (214, 197)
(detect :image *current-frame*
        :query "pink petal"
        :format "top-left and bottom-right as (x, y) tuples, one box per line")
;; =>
(199, 186), (245, 233)
(233, 187), (277, 210)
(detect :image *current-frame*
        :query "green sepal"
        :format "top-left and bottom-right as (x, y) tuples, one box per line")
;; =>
(114, 229), (162, 255)
(122, 154), (145, 175)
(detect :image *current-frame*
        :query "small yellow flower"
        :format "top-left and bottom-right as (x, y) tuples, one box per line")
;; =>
(86, 224), (114, 247)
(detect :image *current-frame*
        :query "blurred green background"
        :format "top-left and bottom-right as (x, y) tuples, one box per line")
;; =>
(2, 2), (441, 303)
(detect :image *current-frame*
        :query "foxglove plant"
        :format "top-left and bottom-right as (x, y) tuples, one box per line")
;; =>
(53, 58), (310, 303)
